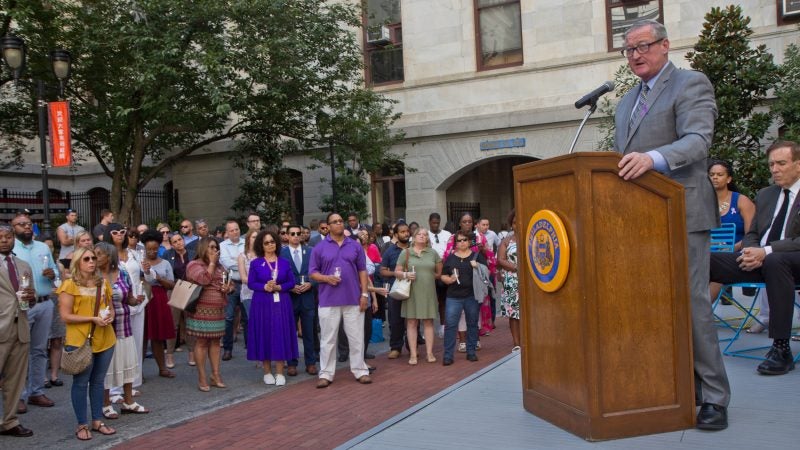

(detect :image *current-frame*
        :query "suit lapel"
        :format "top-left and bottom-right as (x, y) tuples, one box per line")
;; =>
(623, 62), (676, 151)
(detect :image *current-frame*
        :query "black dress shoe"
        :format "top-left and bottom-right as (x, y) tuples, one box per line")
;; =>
(757, 346), (795, 375)
(466, 354), (478, 362)
(337, 354), (348, 363)
(0, 424), (34, 437)
(221, 351), (232, 361)
(364, 353), (375, 359)
(443, 359), (453, 366)
(696, 403), (727, 430)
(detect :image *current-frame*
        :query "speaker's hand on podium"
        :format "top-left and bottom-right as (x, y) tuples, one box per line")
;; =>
(618, 152), (654, 180)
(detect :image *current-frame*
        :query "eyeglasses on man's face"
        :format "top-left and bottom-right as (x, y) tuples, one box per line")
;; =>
(620, 38), (664, 58)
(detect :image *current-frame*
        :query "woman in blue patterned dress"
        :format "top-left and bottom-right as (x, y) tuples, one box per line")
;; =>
(497, 209), (521, 352)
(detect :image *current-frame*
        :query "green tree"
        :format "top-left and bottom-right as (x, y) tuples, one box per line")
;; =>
(1, 0), (400, 225)
(596, 64), (638, 151)
(686, 5), (778, 197)
(772, 42), (800, 142)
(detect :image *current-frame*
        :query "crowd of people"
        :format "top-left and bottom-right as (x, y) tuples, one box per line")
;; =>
(0, 208), (519, 440)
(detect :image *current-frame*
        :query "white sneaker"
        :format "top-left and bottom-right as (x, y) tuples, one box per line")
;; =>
(263, 373), (276, 385)
(275, 374), (286, 386)
(476, 341), (481, 350)
(511, 345), (521, 353)
(457, 342), (466, 353)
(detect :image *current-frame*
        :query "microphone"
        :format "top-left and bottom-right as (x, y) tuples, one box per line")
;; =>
(574, 81), (615, 109)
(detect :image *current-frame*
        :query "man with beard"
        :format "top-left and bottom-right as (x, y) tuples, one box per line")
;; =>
(379, 222), (410, 359)
(11, 213), (58, 413)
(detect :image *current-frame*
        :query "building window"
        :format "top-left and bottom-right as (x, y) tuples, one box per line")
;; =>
(778, 0), (800, 26)
(606, 0), (663, 52)
(364, 0), (403, 85)
(475, 0), (523, 70)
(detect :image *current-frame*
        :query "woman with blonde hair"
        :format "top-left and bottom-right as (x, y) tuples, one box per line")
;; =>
(57, 247), (117, 440)
(395, 227), (442, 364)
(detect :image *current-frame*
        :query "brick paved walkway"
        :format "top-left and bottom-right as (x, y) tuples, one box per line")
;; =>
(117, 320), (514, 449)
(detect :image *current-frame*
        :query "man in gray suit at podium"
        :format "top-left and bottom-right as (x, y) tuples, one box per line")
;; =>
(614, 19), (730, 431)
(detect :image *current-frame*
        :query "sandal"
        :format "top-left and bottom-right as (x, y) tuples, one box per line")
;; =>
(102, 405), (119, 419)
(210, 375), (227, 388)
(121, 402), (150, 414)
(158, 369), (176, 378)
(91, 422), (116, 436)
(75, 424), (92, 441)
(109, 394), (124, 404)
(132, 389), (141, 397)
(426, 354), (437, 363)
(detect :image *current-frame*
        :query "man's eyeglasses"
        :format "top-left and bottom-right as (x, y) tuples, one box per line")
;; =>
(620, 38), (664, 58)
(279, 230), (287, 235)
(181, 225), (190, 229)
(289, 232), (301, 236)
(13, 221), (33, 228)
(433, 233), (439, 244)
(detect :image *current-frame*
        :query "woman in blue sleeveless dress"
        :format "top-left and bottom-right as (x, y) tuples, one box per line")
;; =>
(709, 160), (755, 250)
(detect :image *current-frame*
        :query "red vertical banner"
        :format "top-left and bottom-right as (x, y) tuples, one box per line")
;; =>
(48, 101), (72, 167)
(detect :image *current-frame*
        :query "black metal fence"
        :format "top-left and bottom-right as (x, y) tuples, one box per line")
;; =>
(0, 187), (177, 231)
(448, 201), (481, 225)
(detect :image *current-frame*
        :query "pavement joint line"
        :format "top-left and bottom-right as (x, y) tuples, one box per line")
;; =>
(335, 351), (520, 450)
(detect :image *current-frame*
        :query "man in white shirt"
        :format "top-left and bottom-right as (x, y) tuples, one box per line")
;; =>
(56, 209), (84, 260)
(219, 220), (246, 361)
(428, 213), (451, 337)
(476, 217), (500, 254)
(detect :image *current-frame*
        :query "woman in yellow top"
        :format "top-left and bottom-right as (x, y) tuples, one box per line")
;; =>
(57, 246), (117, 441)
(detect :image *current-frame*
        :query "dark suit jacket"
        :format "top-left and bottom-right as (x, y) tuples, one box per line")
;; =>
(0, 254), (31, 343)
(279, 245), (315, 301)
(742, 185), (800, 252)
(614, 61), (719, 233)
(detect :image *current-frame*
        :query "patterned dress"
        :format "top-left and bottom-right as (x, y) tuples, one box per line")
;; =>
(500, 240), (520, 319)
(185, 260), (227, 338)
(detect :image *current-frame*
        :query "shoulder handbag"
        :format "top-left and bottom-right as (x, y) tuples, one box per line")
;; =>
(61, 285), (101, 375)
(471, 252), (491, 301)
(168, 278), (203, 311)
(389, 249), (411, 300)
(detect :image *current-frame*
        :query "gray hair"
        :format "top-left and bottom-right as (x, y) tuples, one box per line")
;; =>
(94, 241), (119, 271)
(623, 19), (667, 42)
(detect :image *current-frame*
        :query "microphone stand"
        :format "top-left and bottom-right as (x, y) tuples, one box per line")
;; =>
(568, 101), (598, 155)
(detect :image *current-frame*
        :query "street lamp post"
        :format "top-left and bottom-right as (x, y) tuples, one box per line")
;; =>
(329, 138), (338, 212)
(1, 36), (72, 237)
(317, 111), (338, 213)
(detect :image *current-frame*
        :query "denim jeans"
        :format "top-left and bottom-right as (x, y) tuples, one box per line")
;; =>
(223, 282), (247, 351)
(70, 346), (114, 425)
(443, 296), (479, 361)
(23, 299), (53, 400)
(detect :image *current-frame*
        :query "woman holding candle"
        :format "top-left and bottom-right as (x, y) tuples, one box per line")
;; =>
(185, 237), (231, 391)
(95, 242), (149, 419)
(440, 229), (486, 365)
(139, 230), (176, 378)
(247, 230), (298, 386)
(395, 227), (441, 365)
(57, 246), (117, 440)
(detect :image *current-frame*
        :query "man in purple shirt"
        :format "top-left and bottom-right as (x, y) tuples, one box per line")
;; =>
(309, 213), (372, 387)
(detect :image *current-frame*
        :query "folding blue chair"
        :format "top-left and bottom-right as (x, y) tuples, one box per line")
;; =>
(709, 224), (758, 336)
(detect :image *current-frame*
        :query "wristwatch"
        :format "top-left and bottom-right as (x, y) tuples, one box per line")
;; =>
(361, 293), (369, 298)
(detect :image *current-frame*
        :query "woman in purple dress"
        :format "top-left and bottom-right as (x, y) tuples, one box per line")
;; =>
(247, 230), (298, 387)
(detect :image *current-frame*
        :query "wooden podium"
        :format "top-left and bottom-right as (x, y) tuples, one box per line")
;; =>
(513, 152), (695, 441)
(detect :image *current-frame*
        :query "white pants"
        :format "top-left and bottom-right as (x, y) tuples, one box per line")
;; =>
(318, 305), (369, 381)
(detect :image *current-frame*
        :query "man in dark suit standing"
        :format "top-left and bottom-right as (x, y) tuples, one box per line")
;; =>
(0, 224), (35, 437)
(280, 224), (318, 376)
(614, 19), (730, 430)
(711, 140), (800, 374)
